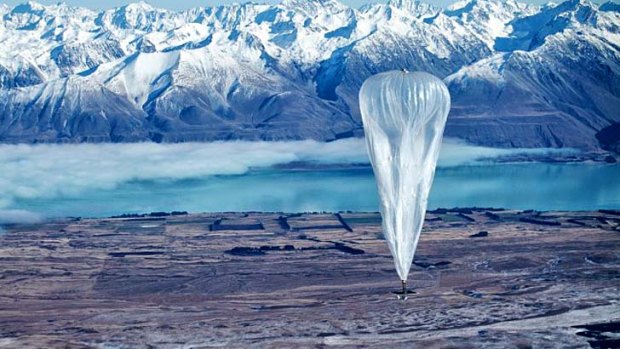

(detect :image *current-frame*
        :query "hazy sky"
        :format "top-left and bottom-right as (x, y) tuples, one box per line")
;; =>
(2, 0), (610, 11)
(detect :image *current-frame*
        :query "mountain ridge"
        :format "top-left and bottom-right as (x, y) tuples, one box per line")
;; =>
(0, 0), (618, 151)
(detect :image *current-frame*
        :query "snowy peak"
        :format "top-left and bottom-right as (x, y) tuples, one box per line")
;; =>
(494, 0), (611, 51)
(0, 0), (617, 149)
(434, 0), (539, 49)
(445, 0), (477, 15)
(99, 1), (179, 31)
(124, 1), (156, 11)
(0, 0), (611, 77)
(447, 0), (533, 15)
(11, 1), (45, 14)
(281, 0), (349, 13)
(387, 0), (439, 15)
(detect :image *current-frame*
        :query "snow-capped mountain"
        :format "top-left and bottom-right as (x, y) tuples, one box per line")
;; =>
(0, 0), (618, 150)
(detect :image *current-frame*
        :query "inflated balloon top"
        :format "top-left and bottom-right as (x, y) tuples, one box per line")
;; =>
(359, 70), (450, 298)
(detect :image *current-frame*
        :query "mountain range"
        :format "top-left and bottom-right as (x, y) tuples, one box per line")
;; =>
(0, 0), (618, 152)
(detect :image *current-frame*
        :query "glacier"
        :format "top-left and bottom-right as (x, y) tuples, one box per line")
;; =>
(0, 0), (618, 152)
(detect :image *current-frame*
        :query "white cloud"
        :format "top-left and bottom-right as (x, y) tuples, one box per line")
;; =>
(0, 139), (365, 211)
(0, 209), (43, 224)
(437, 138), (575, 167)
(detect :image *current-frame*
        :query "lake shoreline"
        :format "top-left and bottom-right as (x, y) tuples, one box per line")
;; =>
(272, 150), (618, 170)
(4, 207), (620, 228)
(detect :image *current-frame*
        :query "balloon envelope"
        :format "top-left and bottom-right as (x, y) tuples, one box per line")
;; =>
(359, 71), (451, 281)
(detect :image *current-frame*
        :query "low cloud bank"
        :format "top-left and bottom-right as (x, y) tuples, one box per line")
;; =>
(0, 139), (574, 223)
(0, 209), (43, 225)
(437, 139), (575, 167)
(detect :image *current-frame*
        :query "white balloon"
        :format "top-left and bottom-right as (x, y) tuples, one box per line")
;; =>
(359, 70), (451, 282)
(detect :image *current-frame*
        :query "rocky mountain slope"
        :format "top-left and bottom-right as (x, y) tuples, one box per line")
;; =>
(0, 0), (618, 150)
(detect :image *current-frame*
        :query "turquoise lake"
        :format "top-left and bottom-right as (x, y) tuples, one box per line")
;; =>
(11, 163), (620, 219)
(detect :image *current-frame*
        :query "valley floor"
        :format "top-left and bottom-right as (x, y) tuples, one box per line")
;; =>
(0, 209), (619, 348)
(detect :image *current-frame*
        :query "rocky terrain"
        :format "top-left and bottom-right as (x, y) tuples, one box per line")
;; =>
(0, 208), (618, 348)
(0, 0), (618, 151)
